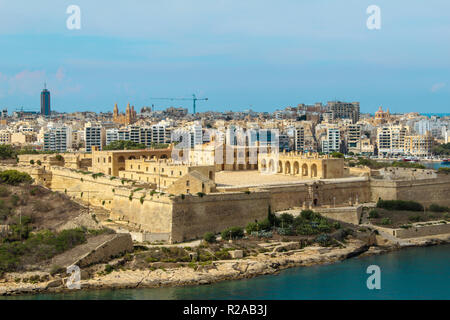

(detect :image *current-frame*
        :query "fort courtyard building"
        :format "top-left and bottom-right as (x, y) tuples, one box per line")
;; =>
(258, 151), (344, 179)
(119, 158), (216, 194)
(91, 147), (172, 176)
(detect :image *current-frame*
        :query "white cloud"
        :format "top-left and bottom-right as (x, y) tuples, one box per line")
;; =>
(431, 82), (446, 93)
(55, 67), (65, 81)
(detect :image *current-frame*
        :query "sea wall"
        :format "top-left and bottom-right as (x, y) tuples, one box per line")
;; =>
(393, 222), (450, 239)
(75, 233), (134, 268)
(171, 191), (270, 243)
(370, 174), (450, 207)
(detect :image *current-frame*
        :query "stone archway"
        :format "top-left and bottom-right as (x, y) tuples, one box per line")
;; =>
(284, 161), (291, 174)
(293, 161), (300, 175)
(269, 159), (275, 173)
(302, 163), (308, 177)
(311, 164), (318, 178)
(260, 158), (267, 172)
(278, 161), (283, 173)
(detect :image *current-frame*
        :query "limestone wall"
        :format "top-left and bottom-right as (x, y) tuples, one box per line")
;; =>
(110, 189), (173, 236)
(393, 222), (450, 239)
(171, 192), (270, 243)
(316, 206), (362, 225)
(75, 233), (134, 268)
(370, 174), (450, 207)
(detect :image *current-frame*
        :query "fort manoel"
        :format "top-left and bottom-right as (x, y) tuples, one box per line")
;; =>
(7, 143), (450, 243)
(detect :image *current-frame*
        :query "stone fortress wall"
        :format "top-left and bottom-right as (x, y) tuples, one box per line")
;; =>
(4, 154), (450, 243)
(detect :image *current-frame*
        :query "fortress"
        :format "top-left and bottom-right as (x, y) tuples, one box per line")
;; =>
(10, 147), (450, 243)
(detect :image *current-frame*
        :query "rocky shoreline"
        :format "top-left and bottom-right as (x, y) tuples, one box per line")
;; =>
(1, 235), (449, 297)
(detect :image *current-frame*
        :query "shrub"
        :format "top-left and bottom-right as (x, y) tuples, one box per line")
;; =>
(50, 265), (65, 276)
(376, 199), (423, 212)
(246, 222), (259, 234)
(381, 218), (392, 225)
(331, 152), (344, 158)
(267, 206), (280, 227)
(0, 186), (9, 197)
(437, 167), (450, 174)
(429, 204), (449, 213)
(104, 264), (114, 274)
(368, 209), (380, 218)
(36, 160), (41, 166)
(315, 234), (332, 246)
(197, 192), (205, 198)
(257, 218), (271, 231)
(203, 232), (216, 243)
(29, 187), (39, 196)
(221, 227), (244, 240)
(277, 227), (294, 236)
(0, 170), (32, 185)
(300, 210), (315, 220)
(279, 213), (294, 226)
(29, 160), (35, 165)
(33, 201), (53, 212)
(408, 215), (423, 222)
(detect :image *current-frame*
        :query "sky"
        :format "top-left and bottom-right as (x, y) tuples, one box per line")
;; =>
(0, 0), (449, 114)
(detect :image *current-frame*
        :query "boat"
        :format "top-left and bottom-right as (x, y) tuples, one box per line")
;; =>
(441, 159), (450, 165)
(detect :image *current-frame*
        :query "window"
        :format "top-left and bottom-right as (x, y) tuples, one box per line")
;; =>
(186, 180), (190, 186)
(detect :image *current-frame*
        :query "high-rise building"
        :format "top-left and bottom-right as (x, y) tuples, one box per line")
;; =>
(44, 126), (72, 152)
(322, 127), (340, 154)
(327, 101), (360, 123)
(294, 127), (305, 151)
(347, 124), (362, 154)
(85, 124), (105, 152)
(377, 125), (408, 156)
(40, 85), (51, 116)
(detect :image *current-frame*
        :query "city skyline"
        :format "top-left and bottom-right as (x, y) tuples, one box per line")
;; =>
(0, 1), (449, 114)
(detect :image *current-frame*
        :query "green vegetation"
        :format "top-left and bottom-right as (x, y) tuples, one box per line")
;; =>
(104, 140), (146, 150)
(330, 152), (344, 158)
(428, 204), (449, 213)
(247, 210), (340, 240)
(0, 228), (87, 272)
(408, 215), (423, 222)
(381, 218), (393, 225)
(221, 227), (244, 240)
(203, 232), (216, 243)
(0, 145), (16, 159)
(0, 170), (32, 185)
(91, 173), (105, 179)
(432, 143), (450, 156)
(376, 199), (423, 212)
(354, 157), (425, 169)
(437, 167), (450, 174)
(368, 209), (380, 218)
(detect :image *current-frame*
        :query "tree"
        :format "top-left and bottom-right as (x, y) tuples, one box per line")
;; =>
(104, 140), (146, 150)
(331, 152), (344, 158)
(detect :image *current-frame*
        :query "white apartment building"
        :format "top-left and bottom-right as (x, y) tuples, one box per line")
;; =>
(85, 124), (105, 152)
(321, 127), (340, 154)
(377, 125), (408, 156)
(43, 126), (72, 152)
(294, 127), (305, 151)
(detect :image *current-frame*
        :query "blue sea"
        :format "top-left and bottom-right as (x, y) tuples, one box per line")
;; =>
(3, 244), (449, 300)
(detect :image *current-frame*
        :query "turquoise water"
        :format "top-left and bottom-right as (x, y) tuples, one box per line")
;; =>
(421, 162), (449, 170)
(4, 244), (449, 300)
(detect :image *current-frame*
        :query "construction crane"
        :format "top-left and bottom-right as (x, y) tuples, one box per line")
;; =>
(149, 94), (208, 114)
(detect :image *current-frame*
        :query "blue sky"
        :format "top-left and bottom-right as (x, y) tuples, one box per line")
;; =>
(0, 0), (449, 114)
